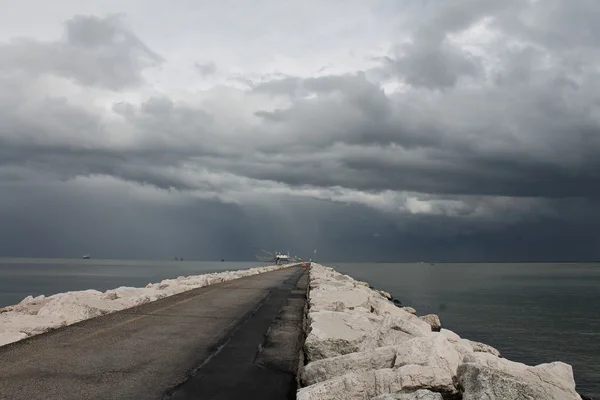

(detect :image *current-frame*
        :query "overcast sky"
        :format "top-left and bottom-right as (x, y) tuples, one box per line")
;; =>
(1, 0), (599, 261)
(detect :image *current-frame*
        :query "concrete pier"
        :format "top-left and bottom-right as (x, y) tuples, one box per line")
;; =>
(0, 266), (307, 400)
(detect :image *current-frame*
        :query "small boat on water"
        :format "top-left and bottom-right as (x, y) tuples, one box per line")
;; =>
(83, 254), (90, 259)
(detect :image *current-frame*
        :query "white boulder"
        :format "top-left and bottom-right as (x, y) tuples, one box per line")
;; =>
(367, 298), (413, 318)
(467, 339), (501, 357)
(37, 291), (118, 324)
(302, 334), (461, 389)
(419, 314), (441, 332)
(298, 367), (454, 400)
(309, 285), (373, 312)
(302, 346), (397, 386)
(437, 329), (476, 360)
(18, 295), (35, 305)
(377, 366), (456, 394)
(371, 390), (443, 400)
(359, 314), (431, 351)
(394, 335), (460, 376)
(439, 328), (460, 342)
(101, 291), (119, 300)
(297, 371), (371, 400)
(304, 311), (380, 361)
(377, 290), (393, 300)
(457, 352), (581, 400)
(402, 307), (417, 315)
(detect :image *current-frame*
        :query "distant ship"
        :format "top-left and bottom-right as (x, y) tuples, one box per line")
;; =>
(83, 254), (90, 259)
(275, 252), (290, 264)
(256, 249), (291, 265)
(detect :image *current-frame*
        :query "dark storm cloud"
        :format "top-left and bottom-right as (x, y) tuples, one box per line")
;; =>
(384, 44), (481, 89)
(242, 0), (600, 200)
(4, 177), (596, 262)
(2, 2), (600, 261)
(246, 69), (600, 199)
(3, 58), (600, 200)
(379, 0), (516, 89)
(0, 14), (162, 90)
(0, 180), (257, 260)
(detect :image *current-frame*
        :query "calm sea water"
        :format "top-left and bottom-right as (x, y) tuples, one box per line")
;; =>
(0, 259), (598, 397)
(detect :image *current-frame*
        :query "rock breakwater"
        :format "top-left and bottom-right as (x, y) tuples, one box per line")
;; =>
(298, 263), (583, 400)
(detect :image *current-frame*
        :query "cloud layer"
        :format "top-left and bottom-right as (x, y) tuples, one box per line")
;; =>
(1, 1), (599, 261)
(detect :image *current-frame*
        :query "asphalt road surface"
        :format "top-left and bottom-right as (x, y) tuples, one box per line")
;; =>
(0, 266), (308, 400)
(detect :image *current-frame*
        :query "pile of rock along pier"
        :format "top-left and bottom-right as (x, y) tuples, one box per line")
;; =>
(297, 263), (584, 400)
